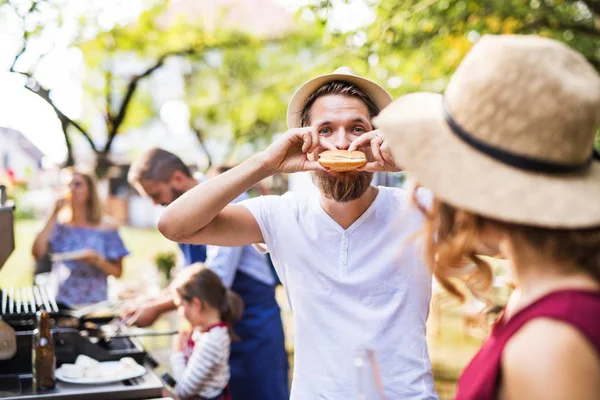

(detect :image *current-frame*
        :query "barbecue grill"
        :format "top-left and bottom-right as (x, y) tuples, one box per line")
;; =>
(0, 186), (168, 400)
(2, 286), (59, 320)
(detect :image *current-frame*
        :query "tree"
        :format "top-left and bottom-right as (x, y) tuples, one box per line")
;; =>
(3, 0), (283, 177)
(309, 0), (600, 141)
(182, 22), (342, 169)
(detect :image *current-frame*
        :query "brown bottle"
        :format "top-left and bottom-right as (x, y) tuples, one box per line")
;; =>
(32, 307), (56, 391)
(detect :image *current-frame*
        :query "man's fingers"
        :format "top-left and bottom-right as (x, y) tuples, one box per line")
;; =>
(304, 160), (327, 171)
(348, 135), (371, 152)
(357, 161), (379, 172)
(381, 148), (396, 166)
(318, 137), (337, 151)
(371, 138), (385, 165)
(126, 311), (139, 326)
(307, 128), (321, 154)
(301, 130), (312, 153)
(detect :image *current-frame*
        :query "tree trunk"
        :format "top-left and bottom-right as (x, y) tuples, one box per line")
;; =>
(95, 151), (113, 179)
(192, 127), (213, 171)
(58, 116), (75, 168)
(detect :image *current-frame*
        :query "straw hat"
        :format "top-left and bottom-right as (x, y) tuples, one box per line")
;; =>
(287, 67), (392, 129)
(374, 35), (600, 228)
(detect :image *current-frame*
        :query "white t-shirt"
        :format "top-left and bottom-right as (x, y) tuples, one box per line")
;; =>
(241, 186), (438, 400)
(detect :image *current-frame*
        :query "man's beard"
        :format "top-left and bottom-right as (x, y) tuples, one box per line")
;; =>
(311, 170), (373, 202)
(160, 187), (185, 206)
(171, 187), (185, 201)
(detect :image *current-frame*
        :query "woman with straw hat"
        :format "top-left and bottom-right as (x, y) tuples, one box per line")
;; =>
(375, 35), (600, 399)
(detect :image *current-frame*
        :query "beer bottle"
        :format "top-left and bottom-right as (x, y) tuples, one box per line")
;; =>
(32, 307), (56, 391)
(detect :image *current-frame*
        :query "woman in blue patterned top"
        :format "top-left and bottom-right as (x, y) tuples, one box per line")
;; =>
(32, 170), (129, 307)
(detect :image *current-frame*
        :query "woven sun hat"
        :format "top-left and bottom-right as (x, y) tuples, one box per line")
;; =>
(286, 67), (393, 129)
(374, 34), (600, 229)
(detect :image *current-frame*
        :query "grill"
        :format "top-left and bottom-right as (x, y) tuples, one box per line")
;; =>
(1, 286), (59, 318)
(0, 191), (167, 399)
(0, 286), (165, 400)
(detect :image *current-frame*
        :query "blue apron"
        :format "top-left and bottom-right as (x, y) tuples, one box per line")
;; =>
(229, 270), (289, 400)
(179, 243), (288, 399)
(178, 243), (207, 264)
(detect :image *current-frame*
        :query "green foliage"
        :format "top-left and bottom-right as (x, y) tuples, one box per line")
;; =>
(5, 184), (35, 220)
(311, 0), (600, 142)
(7, 0), (598, 167)
(314, 0), (600, 97)
(155, 250), (176, 281)
(184, 25), (334, 165)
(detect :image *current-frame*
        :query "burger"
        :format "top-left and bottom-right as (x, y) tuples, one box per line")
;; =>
(317, 150), (367, 172)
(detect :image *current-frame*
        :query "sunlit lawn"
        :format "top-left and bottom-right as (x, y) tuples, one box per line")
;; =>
(0, 219), (178, 287)
(1, 219), (481, 399)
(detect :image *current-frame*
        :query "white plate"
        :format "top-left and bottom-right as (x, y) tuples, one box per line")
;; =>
(56, 361), (146, 384)
(50, 250), (88, 262)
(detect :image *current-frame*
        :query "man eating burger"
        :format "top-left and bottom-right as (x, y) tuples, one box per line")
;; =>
(157, 67), (438, 400)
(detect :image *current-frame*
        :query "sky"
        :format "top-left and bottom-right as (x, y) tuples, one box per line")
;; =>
(0, 0), (374, 164)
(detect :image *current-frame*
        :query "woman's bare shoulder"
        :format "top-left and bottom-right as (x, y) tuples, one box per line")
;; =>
(501, 318), (599, 399)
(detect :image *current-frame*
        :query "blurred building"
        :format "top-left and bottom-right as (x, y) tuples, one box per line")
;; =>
(0, 127), (46, 188)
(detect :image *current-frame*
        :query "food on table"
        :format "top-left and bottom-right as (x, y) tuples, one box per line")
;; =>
(318, 150), (367, 172)
(120, 357), (138, 371)
(83, 368), (102, 379)
(75, 354), (100, 370)
(60, 363), (83, 379)
(59, 354), (143, 382)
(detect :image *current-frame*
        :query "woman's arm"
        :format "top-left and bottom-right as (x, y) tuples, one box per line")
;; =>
(74, 220), (127, 278)
(70, 249), (124, 278)
(93, 255), (123, 278)
(31, 198), (66, 260)
(501, 318), (600, 400)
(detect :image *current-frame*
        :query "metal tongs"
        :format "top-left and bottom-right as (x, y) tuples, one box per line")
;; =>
(85, 316), (177, 342)
(71, 300), (113, 319)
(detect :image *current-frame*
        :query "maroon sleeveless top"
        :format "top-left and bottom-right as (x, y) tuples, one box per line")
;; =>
(455, 290), (600, 400)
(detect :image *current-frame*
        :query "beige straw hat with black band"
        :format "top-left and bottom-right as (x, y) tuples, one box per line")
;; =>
(287, 67), (393, 129)
(374, 34), (600, 229)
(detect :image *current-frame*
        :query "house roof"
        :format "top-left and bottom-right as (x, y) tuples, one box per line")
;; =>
(0, 127), (46, 163)
(158, 0), (294, 37)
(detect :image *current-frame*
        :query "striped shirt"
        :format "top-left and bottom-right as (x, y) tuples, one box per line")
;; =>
(170, 325), (231, 399)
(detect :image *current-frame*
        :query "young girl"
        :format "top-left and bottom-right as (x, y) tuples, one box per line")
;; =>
(170, 264), (244, 400)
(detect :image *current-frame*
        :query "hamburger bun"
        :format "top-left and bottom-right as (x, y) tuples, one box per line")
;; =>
(318, 150), (367, 172)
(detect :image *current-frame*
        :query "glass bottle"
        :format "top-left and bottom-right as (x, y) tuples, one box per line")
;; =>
(355, 346), (386, 400)
(32, 307), (56, 391)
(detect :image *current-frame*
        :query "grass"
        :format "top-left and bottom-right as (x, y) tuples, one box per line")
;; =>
(1, 219), (484, 399)
(0, 219), (178, 288)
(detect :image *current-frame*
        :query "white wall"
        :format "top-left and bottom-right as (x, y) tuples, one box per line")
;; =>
(128, 195), (163, 228)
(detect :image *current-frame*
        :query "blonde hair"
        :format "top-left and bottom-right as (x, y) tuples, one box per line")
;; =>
(413, 187), (600, 302)
(61, 169), (103, 225)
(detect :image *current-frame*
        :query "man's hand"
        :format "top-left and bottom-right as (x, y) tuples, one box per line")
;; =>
(259, 127), (336, 174)
(349, 130), (401, 172)
(120, 302), (162, 328)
